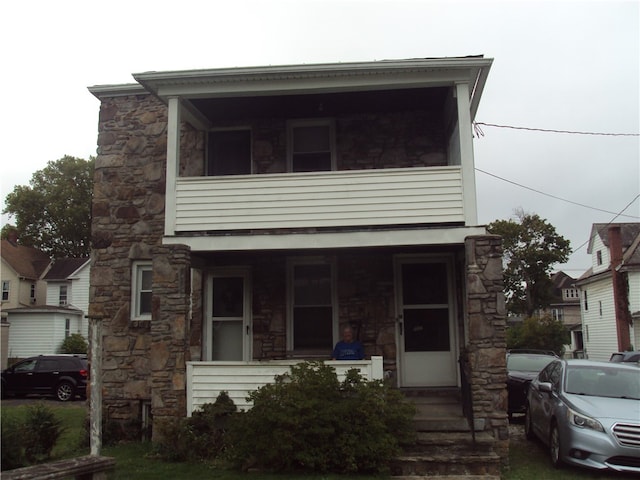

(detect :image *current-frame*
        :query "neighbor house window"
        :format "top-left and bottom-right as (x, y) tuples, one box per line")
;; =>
(552, 308), (564, 322)
(30, 284), (36, 303)
(1, 281), (9, 301)
(584, 291), (588, 311)
(207, 129), (251, 176)
(132, 262), (152, 320)
(59, 285), (68, 305)
(288, 119), (336, 172)
(65, 318), (70, 338)
(288, 258), (337, 351)
(596, 250), (602, 266)
(598, 301), (602, 317)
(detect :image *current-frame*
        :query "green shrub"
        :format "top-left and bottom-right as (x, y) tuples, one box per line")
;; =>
(23, 403), (65, 463)
(507, 314), (570, 355)
(1, 414), (26, 470)
(227, 362), (415, 474)
(59, 333), (88, 354)
(154, 391), (237, 462)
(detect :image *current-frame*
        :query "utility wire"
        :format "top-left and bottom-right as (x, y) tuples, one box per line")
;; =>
(473, 122), (640, 137)
(476, 168), (640, 219)
(571, 193), (640, 255)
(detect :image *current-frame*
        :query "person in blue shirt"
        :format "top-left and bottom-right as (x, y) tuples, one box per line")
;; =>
(332, 326), (364, 360)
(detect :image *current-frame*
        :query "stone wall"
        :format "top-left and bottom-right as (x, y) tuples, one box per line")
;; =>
(89, 93), (168, 426)
(464, 234), (508, 464)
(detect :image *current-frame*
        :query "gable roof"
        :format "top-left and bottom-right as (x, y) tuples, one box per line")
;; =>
(0, 240), (51, 280)
(587, 223), (640, 254)
(43, 258), (90, 281)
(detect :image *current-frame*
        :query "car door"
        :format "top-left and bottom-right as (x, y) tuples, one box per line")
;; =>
(529, 361), (559, 440)
(33, 358), (62, 393)
(536, 361), (562, 442)
(5, 358), (38, 394)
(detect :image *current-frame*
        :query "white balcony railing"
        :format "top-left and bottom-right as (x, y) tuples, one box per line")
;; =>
(186, 356), (384, 415)
(172, 166), (465, 233)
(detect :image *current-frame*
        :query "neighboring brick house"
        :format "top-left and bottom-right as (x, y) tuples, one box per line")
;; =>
(88, 57), (507, 462)
(577, 223), (640, 360)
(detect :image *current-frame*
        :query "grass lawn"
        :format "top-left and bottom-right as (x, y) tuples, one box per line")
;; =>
(1, 402), (637, 479)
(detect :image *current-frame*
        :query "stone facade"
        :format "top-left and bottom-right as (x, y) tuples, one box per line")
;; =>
(465, 235), (509, 463)
(89, 90), (507, 463)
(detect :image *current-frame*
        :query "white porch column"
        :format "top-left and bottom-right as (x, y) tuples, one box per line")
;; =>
(165, 97), (181, 236)
(455, 81), (478, 225)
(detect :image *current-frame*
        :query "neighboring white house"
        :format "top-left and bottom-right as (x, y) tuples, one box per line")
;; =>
(576, 223), (640, 361)
(5, 258), (90, 358)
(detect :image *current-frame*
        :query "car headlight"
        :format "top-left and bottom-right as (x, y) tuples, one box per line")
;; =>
(567, 407), (604, 433)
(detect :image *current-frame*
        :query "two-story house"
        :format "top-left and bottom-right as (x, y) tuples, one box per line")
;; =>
(88, 57), (507, 463)
(547, 271), (583, 356)
(577, 223), (640, 360)
(4, 256), (90, 358)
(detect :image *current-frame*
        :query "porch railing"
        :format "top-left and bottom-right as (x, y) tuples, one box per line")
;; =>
(186, 356), (384, 416)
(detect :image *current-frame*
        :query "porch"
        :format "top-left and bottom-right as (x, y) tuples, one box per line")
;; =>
(186, 356), (384, 414)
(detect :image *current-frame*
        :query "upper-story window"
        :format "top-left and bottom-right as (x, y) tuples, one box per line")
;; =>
(563, 288), (578, 300)
(288, 119), (336, 172)
(584, 291), (589, 311)
(596, 250), (603, 266)
(59, 285), (68, 305)
(132, 261), (152, 321)
(30, 284), (36, 303)
(1, 281), (9, 301)
(207, 129), (251, 176)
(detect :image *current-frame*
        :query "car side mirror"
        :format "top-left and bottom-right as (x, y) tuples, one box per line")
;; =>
(538, 381), (553, 393)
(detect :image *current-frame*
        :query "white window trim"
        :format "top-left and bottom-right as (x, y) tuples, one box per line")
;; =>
(206, 127), (253, 176)
(59, 285), (68, 306)
(286, 118), (336, 172)
(286, 256), (338, 352)
(131, 261), (152, 321)
(2, 280), (10, 301)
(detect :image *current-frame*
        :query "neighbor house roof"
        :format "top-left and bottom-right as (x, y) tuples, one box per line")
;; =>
(43, 258), (90, 281)
(0, 240), (51, 280)
(587, 223), (640, 254)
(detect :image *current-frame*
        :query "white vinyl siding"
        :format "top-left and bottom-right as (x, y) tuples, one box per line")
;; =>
(186, 357), (383, 414)
(590, 234), (610, 274)
(581, 279), (618, 361)
(173, 166), (464, 232)
(44, 263), (91, 338)
(7, 311), (83, 357)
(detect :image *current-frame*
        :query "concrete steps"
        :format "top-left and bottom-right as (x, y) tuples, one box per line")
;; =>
(391, 391), (501, 479)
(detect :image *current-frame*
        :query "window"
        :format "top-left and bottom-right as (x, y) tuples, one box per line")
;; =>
(207, 129), (251, 176)
(132, 262), (152, 320)
(65, 318), (70, 338)
(584, 291), (588, 311)
(59, 285), (68, 305)
(599, 301), (602, 317)
(288, 119), (335, 172)
(552, 308), (564, 322)
(30, 284), (36, 302)
(596, 250), (602, 265)
(288, 258), (337, 351)
(563, 288), (578, 300)
(1, 281), (9, 301)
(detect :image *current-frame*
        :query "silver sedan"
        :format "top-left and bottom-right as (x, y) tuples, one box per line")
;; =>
(525, 359), (640, 473)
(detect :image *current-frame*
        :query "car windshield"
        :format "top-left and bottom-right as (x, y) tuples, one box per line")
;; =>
(565, 365), (640, 399)
(507, 355), (555, 372)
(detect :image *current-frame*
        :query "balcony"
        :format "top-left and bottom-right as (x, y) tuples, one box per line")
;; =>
(170, 166), (466, 233)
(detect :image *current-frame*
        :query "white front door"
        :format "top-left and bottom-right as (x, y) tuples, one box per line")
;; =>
(206, 268), (252, 361)
(395, 256), (457, 387)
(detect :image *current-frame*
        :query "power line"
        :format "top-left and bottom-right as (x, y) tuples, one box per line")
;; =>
(476, 168), (640, 219)
(571, 194), (640, 255)
(473, 122), (640, 137)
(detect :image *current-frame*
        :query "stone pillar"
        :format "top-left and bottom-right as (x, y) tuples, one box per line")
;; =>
(150, 244), (191, 439)
(464, 234), (508, 465)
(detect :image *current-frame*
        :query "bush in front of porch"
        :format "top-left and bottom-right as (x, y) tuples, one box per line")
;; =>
(226, 361), (415, 474)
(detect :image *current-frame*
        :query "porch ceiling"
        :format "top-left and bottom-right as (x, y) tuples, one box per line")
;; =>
(163, 225), (487, 253)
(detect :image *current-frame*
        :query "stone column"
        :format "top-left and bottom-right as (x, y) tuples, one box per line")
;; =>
(150, 244), (191, 439)
(464, 234), (508, 464)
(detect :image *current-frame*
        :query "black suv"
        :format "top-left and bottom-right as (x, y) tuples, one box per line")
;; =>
(1, 355), (88, 401)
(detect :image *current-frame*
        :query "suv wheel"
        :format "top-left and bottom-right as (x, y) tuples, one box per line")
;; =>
(56, 381), (75, 402)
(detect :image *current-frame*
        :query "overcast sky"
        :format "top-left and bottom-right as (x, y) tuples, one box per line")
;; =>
(1, 0), (638, 275)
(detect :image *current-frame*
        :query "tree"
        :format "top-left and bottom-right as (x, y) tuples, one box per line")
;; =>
(3, 156), (94, 258)
(507, 315), (570, 355)
(488, 209), (571, 317)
